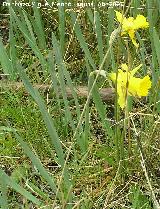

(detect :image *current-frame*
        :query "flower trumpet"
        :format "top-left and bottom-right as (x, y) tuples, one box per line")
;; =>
(110, 63), (151, 108)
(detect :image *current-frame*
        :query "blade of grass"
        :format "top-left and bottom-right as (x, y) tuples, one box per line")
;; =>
(16, 64), (64, 164)
(146, 0), (158, 76)
(26, 181), (50, 200)
(86, 9), (104, 63)
(52, 33), (88, 153)
(1, 126), (58, 197)
(70, 11), (96, 70)
(52, 33), (83, 135)
(94, 10), (104, 64)
(0, 37), (14, 80)
(131, 0), (141, 16)
(0, 177), (8, 209)
(32, 0), (46, 49)
(106, 7), (115, 69)
(22, 10), (37, 44)
(151, 28), (160, 113)
(152, 28), (160, 67)
(9, 17), (17, 77)
(92, 10), (114, 141)
(58, 0), (65, 56)
(48, 51), (85, 153)
(0, 169), (41, 206)
(14, 132), (58, 194)
(88, 72), (113, 140)
(86, 8), (94, 25)
(16, 63), (72, 189)
(9, 7), (46, 70)
(0, 194), (7, 209)
(136, 33), (150, 74)
(48, 52), (61, 110)
(52, 33), (75, 131)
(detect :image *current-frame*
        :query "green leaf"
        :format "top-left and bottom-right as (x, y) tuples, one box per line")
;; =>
(16, 63), (65, 167)
(16, 63), (72, 191)
(58, 0), (65, 55)
(0, 169), (41, 206)
(33, 0), (46, 49)
(94, 10), (104, 64)
(70, 11), (96, 70)
(14, 132), (58, 193)
(0, 37), (14, 80)
(153, 28), (160, 67)
(0, 176), (8, 209)
(10, 7), (46, 70)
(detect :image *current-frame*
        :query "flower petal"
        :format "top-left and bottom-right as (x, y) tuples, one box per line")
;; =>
(109, 72), (116, 81)
(115, 11), (123, 23)
(121, 63), (128, 72)
(118, 87), (126, 109)
(128, 30), (139, 48)
(115, 11), (149, 48)
(131, 64), (142, 76)
(128, 77), (141, 96)
(110, 63), (152, 109)
(133, 15), (149, 30)
(137, 75), (152, 96)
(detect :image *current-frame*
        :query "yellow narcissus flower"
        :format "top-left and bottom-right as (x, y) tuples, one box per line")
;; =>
(110, 64), (152, 109)
(115, 11), (149, 48)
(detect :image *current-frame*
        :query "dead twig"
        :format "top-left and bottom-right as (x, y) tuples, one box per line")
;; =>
(0, 81), (114, 102)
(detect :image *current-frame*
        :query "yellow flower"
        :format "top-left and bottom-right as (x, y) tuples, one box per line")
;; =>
(110, 64), (152, 109)
(115, 11), (149, 47)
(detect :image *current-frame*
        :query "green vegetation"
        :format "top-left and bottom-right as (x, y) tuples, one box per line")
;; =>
(0, 0), (160, 208)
